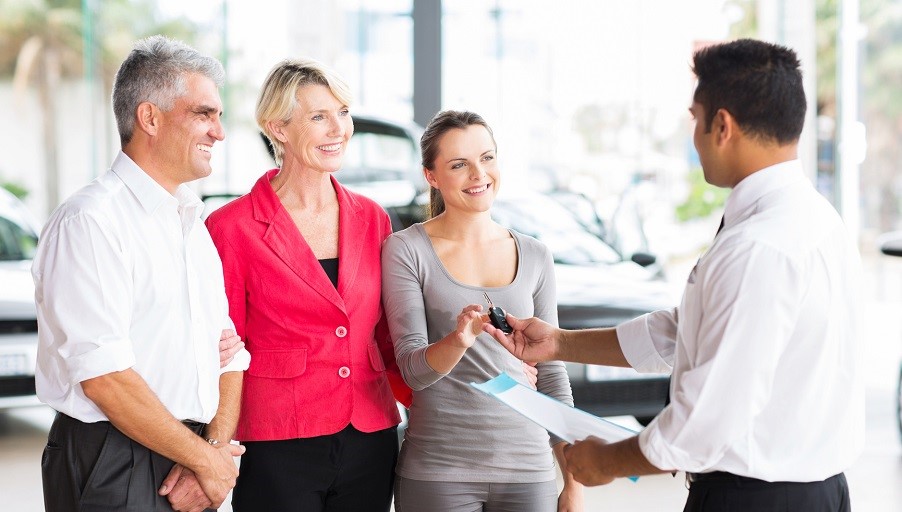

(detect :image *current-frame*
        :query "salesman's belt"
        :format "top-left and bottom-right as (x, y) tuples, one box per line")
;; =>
(686, 471), (768, 486)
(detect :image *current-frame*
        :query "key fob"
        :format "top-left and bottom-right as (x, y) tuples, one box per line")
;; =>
(488, 306), (513, 334)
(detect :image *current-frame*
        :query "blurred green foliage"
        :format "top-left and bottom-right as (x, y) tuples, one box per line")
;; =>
(675, 168), (728, 222)
(1, 180), (29, 199)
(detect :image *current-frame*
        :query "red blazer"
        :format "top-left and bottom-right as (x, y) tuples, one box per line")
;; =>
(206, 170), (409, 441)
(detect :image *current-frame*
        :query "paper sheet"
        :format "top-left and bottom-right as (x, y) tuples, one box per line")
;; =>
(471, 372), (640, 444)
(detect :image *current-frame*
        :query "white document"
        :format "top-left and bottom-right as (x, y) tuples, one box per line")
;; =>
(471, 372), (639, 444)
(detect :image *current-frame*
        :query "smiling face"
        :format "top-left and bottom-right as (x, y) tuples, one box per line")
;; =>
(272, 83), (353, 174)
(425, 124), (499, 215)
(155, 73), (225, 188)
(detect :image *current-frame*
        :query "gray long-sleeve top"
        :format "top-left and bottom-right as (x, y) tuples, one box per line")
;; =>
(381, 223), (574, 483)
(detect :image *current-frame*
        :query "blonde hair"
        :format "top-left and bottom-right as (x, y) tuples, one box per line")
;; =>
(255, 58), (353, 166)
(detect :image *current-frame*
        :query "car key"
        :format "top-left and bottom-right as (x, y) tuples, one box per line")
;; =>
(483, 292), (513, 334)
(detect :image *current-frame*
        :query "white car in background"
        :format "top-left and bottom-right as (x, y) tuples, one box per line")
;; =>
(0, 187), (41, 410)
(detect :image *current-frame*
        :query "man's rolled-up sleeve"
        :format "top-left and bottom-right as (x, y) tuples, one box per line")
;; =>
(221, 347), (251, 373)
(36, 213), (136, 383)
(616, 308), (677, 374)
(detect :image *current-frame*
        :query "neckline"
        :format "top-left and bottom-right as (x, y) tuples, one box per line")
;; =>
(413, 223), (522, 291)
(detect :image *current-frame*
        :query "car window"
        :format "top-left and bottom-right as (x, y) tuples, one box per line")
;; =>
(342, 131), (418, 184)
(493, 196), (621, 266)
(0, 214), (38, 261)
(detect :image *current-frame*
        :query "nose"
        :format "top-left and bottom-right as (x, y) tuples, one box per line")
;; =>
(328, 115), (346, 137)
(210, 114), (225, 141)
(470, 162), (486, 180)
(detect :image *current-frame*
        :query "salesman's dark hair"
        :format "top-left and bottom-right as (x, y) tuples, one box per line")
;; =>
(692, 38), (806, 145)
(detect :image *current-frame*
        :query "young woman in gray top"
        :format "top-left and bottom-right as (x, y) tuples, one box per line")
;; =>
(381, 110), (583, 512)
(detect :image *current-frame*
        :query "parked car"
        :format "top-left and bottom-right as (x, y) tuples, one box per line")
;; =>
(878, 231), (902, 442)
(0, 187), (41, 410)
(204, 114), (676, 424)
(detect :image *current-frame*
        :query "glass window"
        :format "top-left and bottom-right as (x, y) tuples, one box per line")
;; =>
(343, 131), (417, 183)
(0, 215), (37, 261)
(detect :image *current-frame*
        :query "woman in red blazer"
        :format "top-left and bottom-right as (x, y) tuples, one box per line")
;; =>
(205, 58), (410, 512)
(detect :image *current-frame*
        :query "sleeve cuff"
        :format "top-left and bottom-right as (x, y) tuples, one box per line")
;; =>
(637, 417), (699, 472)
(220, 347), (251, 373)
(67, 340), (137, 384)
(616, 314), (672, 374)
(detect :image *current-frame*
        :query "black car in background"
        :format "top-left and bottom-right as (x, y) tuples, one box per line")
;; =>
(206, 114), (675, 424)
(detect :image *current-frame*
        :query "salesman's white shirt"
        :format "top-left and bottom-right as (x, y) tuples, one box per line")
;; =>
(33, 151), (250, 424)
(617, 160), (864, 482)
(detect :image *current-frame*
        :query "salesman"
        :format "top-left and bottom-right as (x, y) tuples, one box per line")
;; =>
(486, 38), (863, 512)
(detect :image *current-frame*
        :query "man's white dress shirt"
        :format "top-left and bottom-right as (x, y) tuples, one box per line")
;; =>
(33, 151), (250, 424)
(617, 160), (864, 482)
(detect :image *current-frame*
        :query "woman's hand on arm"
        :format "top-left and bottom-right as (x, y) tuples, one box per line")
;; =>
(218, 329), (244, 368)
(522, 361), (538, 389)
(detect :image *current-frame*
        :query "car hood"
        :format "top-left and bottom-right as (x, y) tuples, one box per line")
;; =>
(554, 261), (677, 329)
(0, 261), (37, 320)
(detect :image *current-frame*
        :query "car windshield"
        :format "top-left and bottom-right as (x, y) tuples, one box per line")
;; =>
(0, 212), (38, 261)
(342, 128), (418, 184)
(493, 195), (621, 266)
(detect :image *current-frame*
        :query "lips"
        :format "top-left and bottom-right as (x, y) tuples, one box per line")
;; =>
(317, 143), (342, 152)
(464, 183), (491, 194)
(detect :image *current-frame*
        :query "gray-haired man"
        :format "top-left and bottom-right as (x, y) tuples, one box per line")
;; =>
(33, 35), (250, 512)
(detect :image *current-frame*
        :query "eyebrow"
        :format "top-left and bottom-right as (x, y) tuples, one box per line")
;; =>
(445, 149), (495, 164)
(193, 105), (222, 116)
(306, 105), (350, 114)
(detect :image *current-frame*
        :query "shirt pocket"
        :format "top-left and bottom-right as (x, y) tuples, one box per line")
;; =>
(247, 349), (307, 378)
(367, 342), (386, 372)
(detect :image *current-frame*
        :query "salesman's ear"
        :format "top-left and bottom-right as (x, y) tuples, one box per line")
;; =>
(712, 108), (736, 147)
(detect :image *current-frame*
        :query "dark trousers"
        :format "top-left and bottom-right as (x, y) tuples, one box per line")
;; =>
(684, 472), (851, 512)
(232, 424), (398, 512)
(42, 412), (207, 512)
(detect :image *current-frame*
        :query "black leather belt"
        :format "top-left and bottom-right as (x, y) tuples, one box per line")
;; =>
(57, 413), (205, 435)
(181, 419), (206, 435)
(686, 471), (767, 485)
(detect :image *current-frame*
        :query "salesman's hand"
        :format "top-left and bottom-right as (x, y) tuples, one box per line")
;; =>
(159, 464), (212, 512)
(219, 329), (244, 368)
(563, 437), (615, 486)
(194, 442), (245, 508)
(483, 314), (560, 363)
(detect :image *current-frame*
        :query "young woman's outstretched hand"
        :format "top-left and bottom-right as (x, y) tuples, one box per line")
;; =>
(452, 304), (488, 349)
